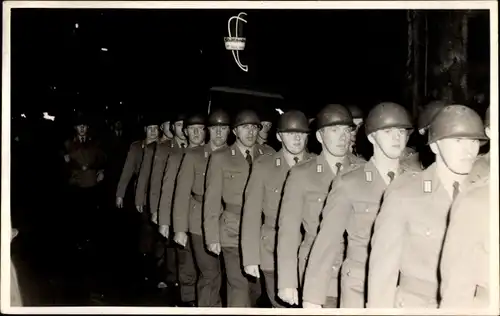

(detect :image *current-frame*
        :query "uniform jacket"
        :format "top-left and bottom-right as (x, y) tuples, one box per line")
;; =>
(367, 161), (486, 308)
(158, 141), (191, 226)
(439, 155), (490, 308)
(241, 149), (315, 271)
(172, 143), (227, 235)
(302, 158), (421, 305)
(277, 151), (366, 291)
(116, 140), (144, 198)
(135, 140), (159, 207)
(203, 143), (275, 248)
(64, 137), (106, 188)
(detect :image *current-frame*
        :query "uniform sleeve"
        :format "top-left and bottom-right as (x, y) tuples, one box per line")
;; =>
(173, 152), (195, 233)
(277, 168), (305, 290)
(303, 176), (351, 305)
(241, 159), (266, 267)
(116, 143), (140, 198)
(158, 153), (182, 226)
(149, 149), (168, 213)
(203, 153), (224, 246)
(135, 145), (154, 207)
(367, 188), (406, 308)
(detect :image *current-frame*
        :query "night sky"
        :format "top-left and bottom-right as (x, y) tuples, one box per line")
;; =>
(10, 8), (487, 120)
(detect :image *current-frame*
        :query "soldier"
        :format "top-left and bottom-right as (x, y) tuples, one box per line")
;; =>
(439, 106), (491, 308)
(172, 109), (231, 307)
(241, 110), (313, 307)
(277, 104), (366, 307)
(302, 102), (420, 308)
(158, 113), (206, 306)
(159, 118), (174, 145)
(346, 104), (364, 156)
(257, 111), (277, 151)
(204, 109), (275, 307)
(367, 105), (487, 308)
(416, 101), (448, 168)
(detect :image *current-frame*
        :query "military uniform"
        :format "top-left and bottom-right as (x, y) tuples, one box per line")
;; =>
(116, 140), (144, 200)
(204, 142), (275, 307)
(302, 158), (420, 307)
(173, 143), (227, 307)
(277, 151), (365, 304)
(439, 152), (490, 308)
(242, 149), (315, 307)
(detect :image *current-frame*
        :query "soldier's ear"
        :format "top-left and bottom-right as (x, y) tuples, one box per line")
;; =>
(485, 127), (491, 139)
(367, 132), (376, 145)
(429, 142), (439, 155)
(276, 132), (282, 143)
(232, 127), (237, 137)
(315, 130), (323, 145)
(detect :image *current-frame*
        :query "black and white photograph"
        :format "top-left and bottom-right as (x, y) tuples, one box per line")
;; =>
(1, 1), (498, 314)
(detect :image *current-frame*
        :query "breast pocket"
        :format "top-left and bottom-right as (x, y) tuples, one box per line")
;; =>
(352, 201), (379, 239)
(265, 184), (282, 212)
(223, 169), (245, 190)
(303, 192), (326, 233)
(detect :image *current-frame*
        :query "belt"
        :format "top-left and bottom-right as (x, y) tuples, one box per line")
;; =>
(346, 246), (367, 263)
(399, 274), (437, 298)
(191, 192), (203, 203)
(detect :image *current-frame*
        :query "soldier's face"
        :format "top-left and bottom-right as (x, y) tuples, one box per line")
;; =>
(186, 124), (205, 146)
(234, 124), (259, 147)
(433, 138), (480, 175)
(318, 125), (351, 157)
(145, 125), (159, 139)
(279, 132), (308, 155)
(209, 125), (230, 147)
(174, 121), (186, 139)
(75, 124), (88, 136)
(371, 128), (408, 159)
(114, 121), (123, 131)
(259, 121), (272, 139)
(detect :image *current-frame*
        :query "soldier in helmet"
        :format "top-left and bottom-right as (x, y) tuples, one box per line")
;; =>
(416, 100), (448, 168)
(159, 116), (175, 146)
(158, 112), (206, 306)
(277, 104), (366, 307)
(439, 105), (491, 308)
(204, 109), (275, 307)
(170, 109), (231, 307)
(302, 102), (420, 308)
(257, 110), (277, 151)
(241, 110), (314, 307)
(367, 105), (487, 308)
(346, 104), (364, 156)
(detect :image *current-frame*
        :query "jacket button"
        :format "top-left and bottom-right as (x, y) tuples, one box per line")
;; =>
(365, 208), (369, 212)
(346, 270), (351, 277)
(274, 189), (279, 193)
(332, 266), (337, 271)
(425, 229), (431, 236)
(317, 198), (322, 202)
(202, 172), (205, 176)
(399, 300), (405, 307)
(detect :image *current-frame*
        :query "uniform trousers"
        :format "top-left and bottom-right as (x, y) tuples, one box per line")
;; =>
(222, 247), (262, 307)
(177, 236), (197, 303)
(191, 233), (222, 307)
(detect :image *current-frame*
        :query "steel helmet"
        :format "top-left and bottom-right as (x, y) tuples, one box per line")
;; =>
(417, 100), (447, 131)
(428, 105), (487, 144)
(208, 108), (231, 127)
(185, 113), (206, 127)
(277, 110), (310, 133)
(346, 104), (364, 119)
(365, 102), (413, 135)
(316, 104), (354, 130)
(233, 109), (261, 129)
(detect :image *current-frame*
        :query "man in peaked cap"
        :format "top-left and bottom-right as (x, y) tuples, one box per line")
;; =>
(171, 109), (231, 307)
(439, 105), (491, 308)
(302, 102), (421, 309)
(203, 109), (275, 307)
(367, 105), (487, 308)
(277, 104), (366, 308)
(241, 110), (314, 308)
(158, 112), (206, 306)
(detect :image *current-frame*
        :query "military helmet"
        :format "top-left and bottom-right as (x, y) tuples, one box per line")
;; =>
(277, 110), (310, 133)
(417, 100), (447, 131)
(208, 109), (231, 126)
(142, 113), (159, 128)
(233, 109), (261, 129)
(365, 102), (413, 135)
(185, 113), (206, 127)
(73, 113), (91, 126)
(428, 105), (487, 144)
(316, 104), (354, 130)
(346, 104), (364, 119)
(485, 106), (490, 128)
(173, 112), (187, 124)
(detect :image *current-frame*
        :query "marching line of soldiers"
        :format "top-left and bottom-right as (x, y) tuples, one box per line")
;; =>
(91, 101), (491, 308)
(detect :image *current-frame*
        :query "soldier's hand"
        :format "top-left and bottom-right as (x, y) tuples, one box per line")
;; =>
(278, 288), (299, 305)
(151, 211), (158, 224)
(244, 265), (260, 278)
(159, 225), (170, 239)
(208, 243), (221, 255)
(136, 205), (144, 213)
(302, 301), (322, 309)
(64, 154), (70, 163)
(116, 197), (124, 208)
(174, 232), (188, 247)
